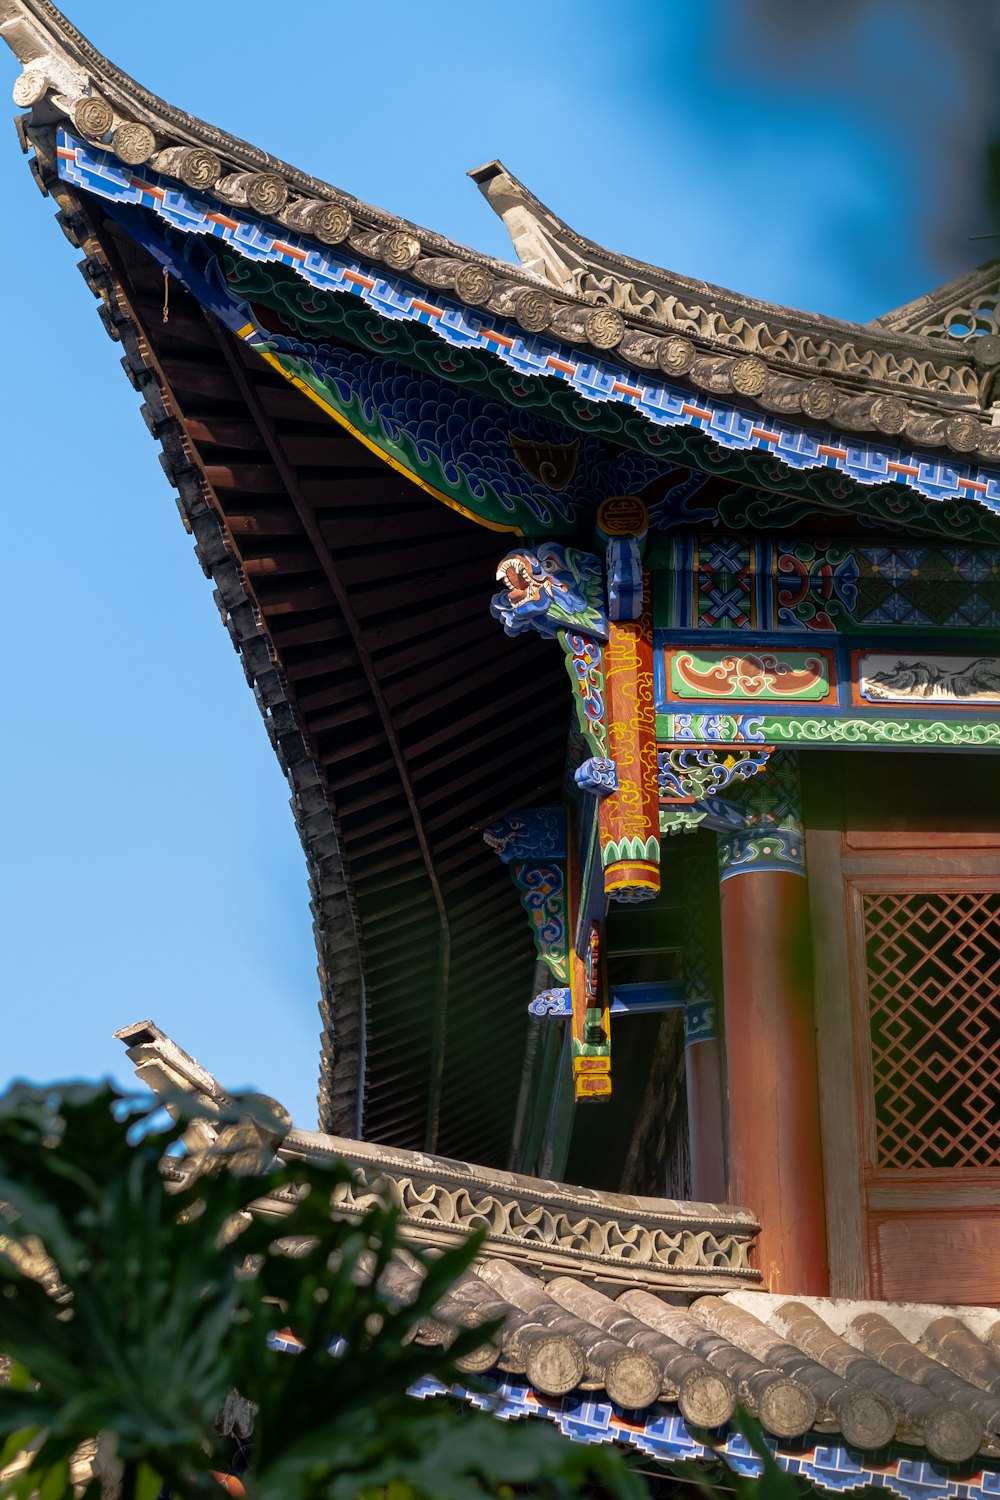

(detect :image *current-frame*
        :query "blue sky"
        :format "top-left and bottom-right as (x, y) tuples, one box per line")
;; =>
(0, 2), (990, 1127)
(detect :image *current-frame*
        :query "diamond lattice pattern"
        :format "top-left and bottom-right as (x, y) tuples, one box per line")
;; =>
(863, 890), (1000, 1170)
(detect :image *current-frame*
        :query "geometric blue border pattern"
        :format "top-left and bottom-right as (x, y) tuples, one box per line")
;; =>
(410, 1374), (1000, 1500)
(57, 131), (1000, 522)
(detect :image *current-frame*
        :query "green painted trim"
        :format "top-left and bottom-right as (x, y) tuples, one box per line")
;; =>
(655, 712), (1000, 748)
(600, 835), (661, 865)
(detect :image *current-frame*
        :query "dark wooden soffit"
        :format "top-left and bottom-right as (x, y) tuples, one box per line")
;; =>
(54, 164), (568, 1166)
(3, 0), (1000, 454)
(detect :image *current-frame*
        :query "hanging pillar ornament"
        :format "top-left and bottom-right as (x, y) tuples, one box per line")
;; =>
(598, 577), (660, 902)
(571, 920), (611, 1100)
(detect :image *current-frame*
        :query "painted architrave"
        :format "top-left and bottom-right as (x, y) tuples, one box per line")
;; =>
(852, 651), (1000, 708)
(599, 583), (660, 901)
(666, 646), (838, 705)
(656, 712), (1000, 749)
(655, 535), (1000, 635)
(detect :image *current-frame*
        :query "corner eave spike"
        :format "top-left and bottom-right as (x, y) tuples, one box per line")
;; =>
(467, 157), (584, 293)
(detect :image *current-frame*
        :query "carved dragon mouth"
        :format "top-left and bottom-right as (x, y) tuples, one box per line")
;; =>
(497, 555), (536, 606)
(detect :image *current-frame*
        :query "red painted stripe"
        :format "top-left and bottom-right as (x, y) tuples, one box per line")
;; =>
(817, 444), (849, 459)
(271, 240), (307, 263)
(681, 402), (715, 420)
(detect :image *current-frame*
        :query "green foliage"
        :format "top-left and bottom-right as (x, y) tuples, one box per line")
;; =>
(0, 1084), (648, 1500)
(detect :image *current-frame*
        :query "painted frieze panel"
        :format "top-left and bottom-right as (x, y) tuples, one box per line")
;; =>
(666, 647), (838, 705)
(657, 537), (1000, 634)
(853, 652), (1000, 708)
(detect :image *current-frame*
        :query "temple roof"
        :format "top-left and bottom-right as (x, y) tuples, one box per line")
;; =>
(4, 0), (1000, 462)
(7, 2), (1000, 1156)
(119, 1021), (1000, 1489)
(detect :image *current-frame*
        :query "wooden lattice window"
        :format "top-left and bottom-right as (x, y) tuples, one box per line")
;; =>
(862, 890), (1000, 1170)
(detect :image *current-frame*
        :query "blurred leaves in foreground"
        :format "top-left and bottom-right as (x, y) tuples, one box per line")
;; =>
(0, 1082), (808, 1500)
(0, 1083), (648, 1499)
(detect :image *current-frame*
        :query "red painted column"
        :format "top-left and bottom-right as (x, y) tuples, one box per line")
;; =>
(686, 1032), (727, 1205)
(718, 754), (828, 1294)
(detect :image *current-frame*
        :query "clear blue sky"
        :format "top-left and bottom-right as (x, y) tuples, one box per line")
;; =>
(1, 2), (991, 1127)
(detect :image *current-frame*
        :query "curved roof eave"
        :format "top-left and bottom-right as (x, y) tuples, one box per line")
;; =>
(4, 0), (1000, 462)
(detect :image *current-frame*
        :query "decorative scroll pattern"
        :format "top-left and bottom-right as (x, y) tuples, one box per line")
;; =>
(573, 758), (618, 797)
(717, 750), (805, 879)
(562, 633), (609, 758)
(413, 1375), (1000, 1500)
(528, 989), (572, 1017)
(668, 648), (836, 703)
(658, 537), (1000, 633)
(658, 746), (771, 804)
(511, 863), (569, 985)
(59, 134), (1000, 526)
(862, 890), (1000, 1170)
